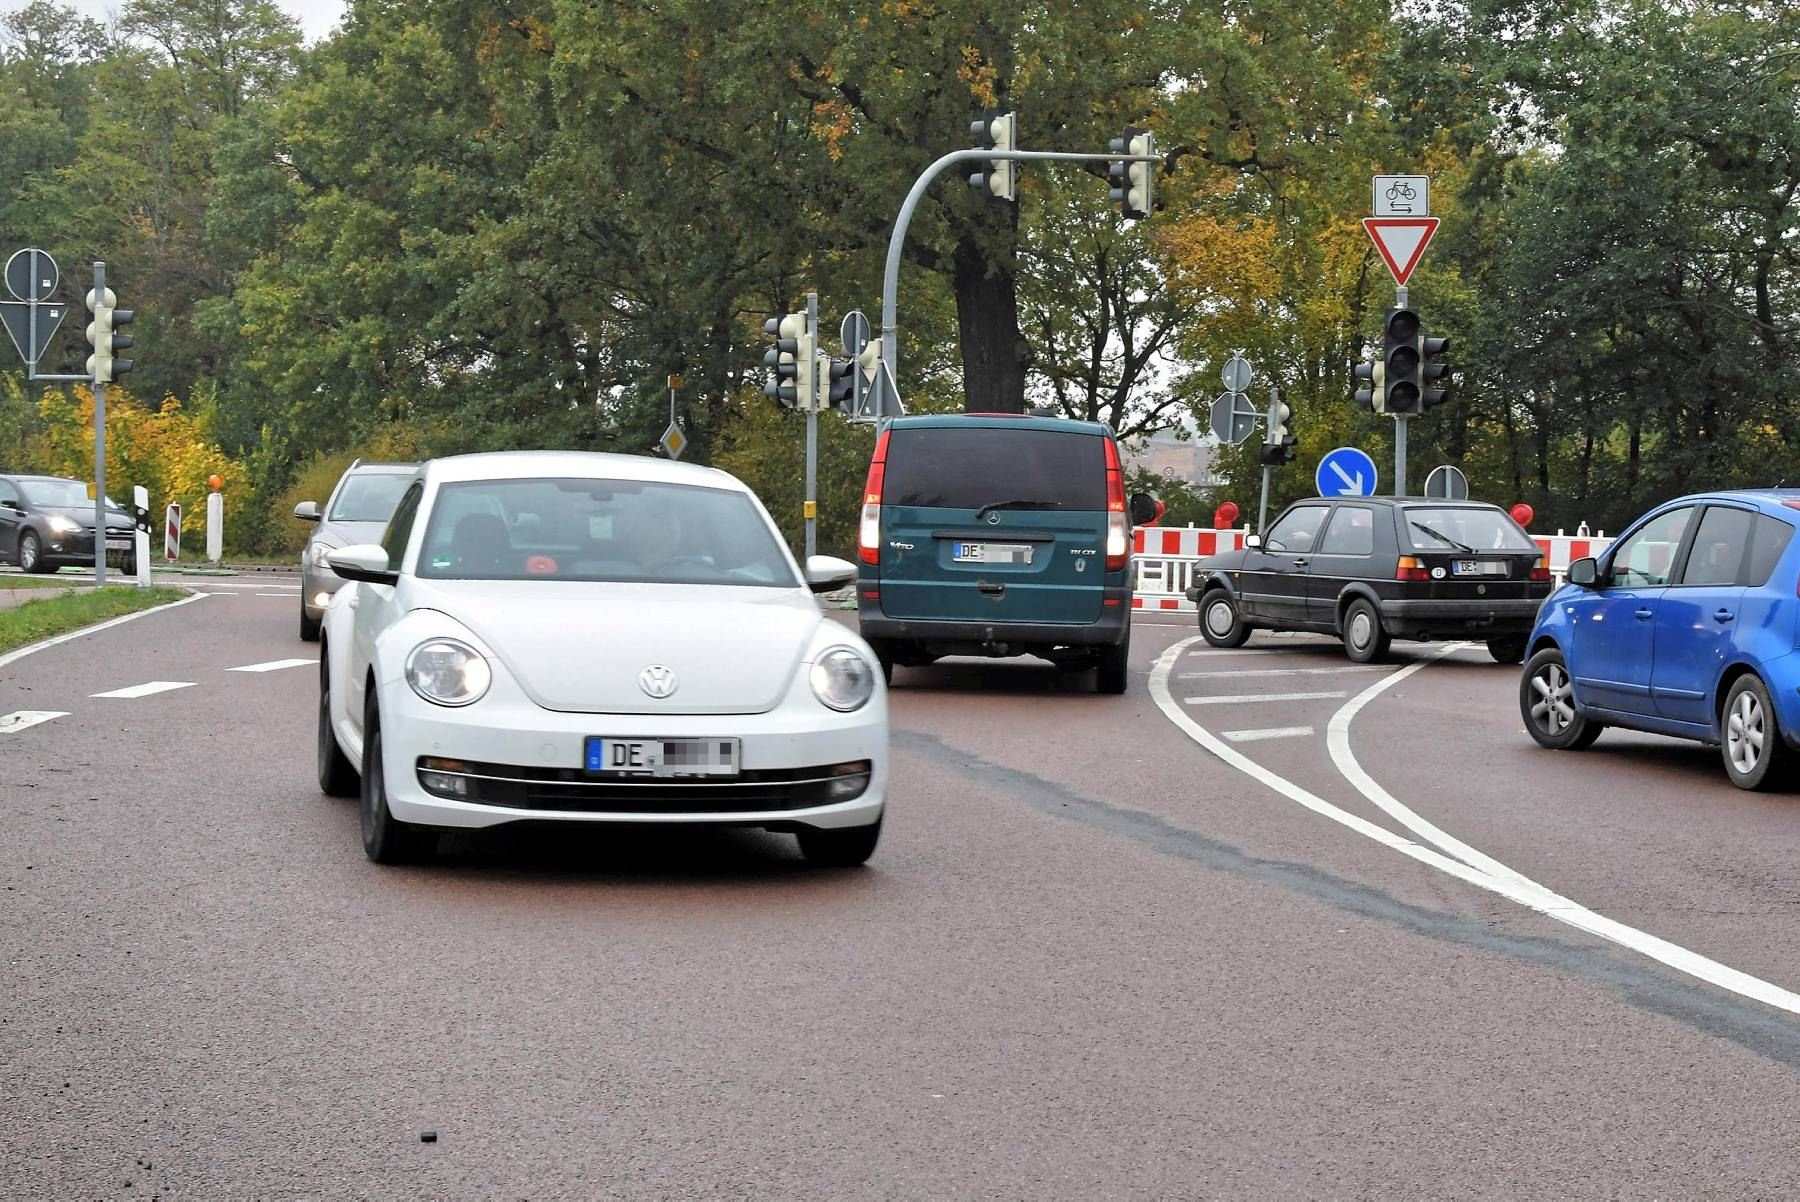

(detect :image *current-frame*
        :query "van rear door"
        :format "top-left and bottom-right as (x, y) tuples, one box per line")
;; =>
(876, 423), (1108, 625)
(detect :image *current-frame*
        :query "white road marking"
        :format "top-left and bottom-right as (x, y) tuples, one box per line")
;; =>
(1150, 636), (1800, 1018)
(0, 710), (69, 733)
(226, 658), (314, 674)
(91, 680), (196, 699)
(1180, 666), (1382, 679)
(0, 592), (206, 672)
(1221, 725), (1315, 743)
(255, 593), (294, 598)
(1184, 690), (1348, 706)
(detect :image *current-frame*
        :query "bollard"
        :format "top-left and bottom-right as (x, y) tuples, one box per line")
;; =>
(132, 485), (151, 589)
(206, 475), (223, 564)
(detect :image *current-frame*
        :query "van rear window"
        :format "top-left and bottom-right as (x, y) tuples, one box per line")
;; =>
(883, 427), (1108, 511)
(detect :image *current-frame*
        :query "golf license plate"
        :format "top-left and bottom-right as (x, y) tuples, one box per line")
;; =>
(584, 736), (740, 778)
(952, 541), (1033, 565)
(1452, 559), (1505, 576)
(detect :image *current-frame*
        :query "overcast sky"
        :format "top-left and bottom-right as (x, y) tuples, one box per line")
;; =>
(1, 0), (345, 43)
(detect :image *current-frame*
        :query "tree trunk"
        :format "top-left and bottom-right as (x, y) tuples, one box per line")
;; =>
(953, 231), (1028, 413)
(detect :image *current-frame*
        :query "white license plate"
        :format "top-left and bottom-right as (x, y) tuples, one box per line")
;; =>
(584, 736), (740, 777)
(105, 539), (131, 551)
(1452, 560), (1505, 576)
(953, 541), (1034, 565)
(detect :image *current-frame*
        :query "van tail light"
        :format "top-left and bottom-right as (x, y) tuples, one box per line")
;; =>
(858, 429), (889, 566)
(1103, 437), (1129, 571)
(1530, 556), (1552, 582)
(1396, 555), (1431, 582)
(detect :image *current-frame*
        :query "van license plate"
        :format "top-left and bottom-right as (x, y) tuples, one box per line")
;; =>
(1452, 560), (1504, 576)
(953, 542), (1033, 565)
(584, 737), (740, 778)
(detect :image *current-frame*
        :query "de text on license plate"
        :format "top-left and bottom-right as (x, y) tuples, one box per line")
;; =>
(952, 542), (1033, 565)
(584, 736), (740, 777)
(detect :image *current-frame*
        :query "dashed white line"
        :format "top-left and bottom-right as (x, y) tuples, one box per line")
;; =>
(1180, 666), (1383, 679)
(255, 593), (294, 598)
(1221, 725), (1315, 743)
(0, 710), (69, 733)
(91, 681), (196, 699)
(1150, 636), (1800, 1018)
(1184, 690), (1348, 706)
(226, 658), (314, 674)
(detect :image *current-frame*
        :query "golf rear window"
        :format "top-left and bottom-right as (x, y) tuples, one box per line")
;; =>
(883, 427), (1107, 510)
(1404, 506), (1539, 552)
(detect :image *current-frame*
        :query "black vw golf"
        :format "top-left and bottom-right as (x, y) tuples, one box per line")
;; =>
(1185, 497), (1553, 663)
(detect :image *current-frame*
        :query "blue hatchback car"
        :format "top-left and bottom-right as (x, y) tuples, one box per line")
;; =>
(1520, 490), (1800, 790)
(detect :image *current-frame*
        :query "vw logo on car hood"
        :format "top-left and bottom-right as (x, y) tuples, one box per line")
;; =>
(638, 665), (678, 698)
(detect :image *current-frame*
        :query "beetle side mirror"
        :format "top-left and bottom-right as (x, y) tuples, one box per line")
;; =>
(1568, 556), (1598, 588)
(327, 543), (397, 585)
(804, 554), (857, 594)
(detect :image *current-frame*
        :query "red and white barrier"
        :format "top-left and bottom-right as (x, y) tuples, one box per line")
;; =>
(1128, 525), (1614, 616)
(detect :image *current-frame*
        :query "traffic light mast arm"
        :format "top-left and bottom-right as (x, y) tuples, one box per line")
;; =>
(880, 146), (1161, 388)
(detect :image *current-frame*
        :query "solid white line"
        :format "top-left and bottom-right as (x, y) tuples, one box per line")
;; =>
(1151, 636), (1800, 1017)
(255, 593), (294, 598)
(1181, 666), (1383, 679)
(91, 680), (195, 699)
(0, 710), (69, 733)
(0, 591), (206, 672)
(1221, 725), (1315, 743)
(226, 658), (314, 674)
(1184, 690), (1348, 706)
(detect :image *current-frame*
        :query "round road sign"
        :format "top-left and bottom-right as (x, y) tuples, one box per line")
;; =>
(4, 248), (58, 303)
(840, 309), (871, 358)
(1220, 355), (1252, 394)
(1423, 464), (1469, 501)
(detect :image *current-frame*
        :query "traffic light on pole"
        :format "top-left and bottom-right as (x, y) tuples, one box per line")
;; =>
(1382, 306), (1422, 415)
(825, 357), (854, 411)
(1109, 127), (1156, 219)
(1352, 358), (1385, 413)
(85, 287), (134, 382)
(1420, 330), (1450, 411)
(966, 109), (1017, 203)
(1259, 394), (1296, 465)
(762, 312), (812, 408)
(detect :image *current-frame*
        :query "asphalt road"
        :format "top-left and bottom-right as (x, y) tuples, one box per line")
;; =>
(6, 589), (1800, 1197)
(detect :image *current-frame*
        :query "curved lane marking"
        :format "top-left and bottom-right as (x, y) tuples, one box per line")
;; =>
(0, 591), (207, 673)
(1150, 635), (1800, 1018)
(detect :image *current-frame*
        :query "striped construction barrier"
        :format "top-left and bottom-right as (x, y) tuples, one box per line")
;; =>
(1129, 526), (1614, 615)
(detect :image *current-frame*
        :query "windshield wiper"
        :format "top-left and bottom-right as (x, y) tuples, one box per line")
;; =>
(973, 498), (1062, 521)
(1410, 521), (1475, 554)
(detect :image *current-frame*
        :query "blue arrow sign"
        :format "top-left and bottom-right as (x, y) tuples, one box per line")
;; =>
(1316, 446), (1378, 498)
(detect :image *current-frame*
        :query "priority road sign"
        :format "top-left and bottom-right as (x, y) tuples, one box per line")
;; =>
(1363, 218), (1439, 287)
(1209, 391), (1260, 446)
(1316, 446), (1378, 497)
(1424, 464), (1469, 500)
(660, 421), (688, 459)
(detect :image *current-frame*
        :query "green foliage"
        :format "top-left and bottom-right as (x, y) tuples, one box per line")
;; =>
(714, 394), (876, 561)
(0, 585), (187, 654)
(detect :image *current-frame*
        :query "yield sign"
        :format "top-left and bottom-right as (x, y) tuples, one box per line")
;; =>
(1363, 217), (1439, 286)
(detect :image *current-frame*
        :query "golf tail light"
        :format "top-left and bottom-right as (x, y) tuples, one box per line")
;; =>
(859, 429), (889, 566)
(405, 639), (492, 707)
(1396, 556), (1431, 582)
(1530, 556), (1552, 582)
(1104, 437), (1128, 571)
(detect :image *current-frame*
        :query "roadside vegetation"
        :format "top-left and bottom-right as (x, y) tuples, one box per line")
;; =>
(0, 586), (188, 655)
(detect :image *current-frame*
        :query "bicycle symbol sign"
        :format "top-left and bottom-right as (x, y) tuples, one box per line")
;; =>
(1373, 175), (1430, 218)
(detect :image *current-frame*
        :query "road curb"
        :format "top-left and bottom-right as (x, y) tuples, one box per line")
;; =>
(0, 589), (208, 672)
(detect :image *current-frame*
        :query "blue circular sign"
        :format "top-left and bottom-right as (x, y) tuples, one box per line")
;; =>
(1316, 447), (1378, 498)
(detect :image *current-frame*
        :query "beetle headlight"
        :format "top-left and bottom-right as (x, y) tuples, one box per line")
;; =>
(809, 646), (876, 712)
(405, 639), (491, 707)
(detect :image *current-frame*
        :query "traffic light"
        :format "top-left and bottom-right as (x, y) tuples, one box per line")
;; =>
(1109, 127), (1156, 219)
(1420, 330), (1450, 410)
(825, 357), (854, 411)
(762, 312), (813, 409)
(1352, 359), (1385, 413)
(85, 286), (134, 383)
(1259, 394), (1296, 465)
(967, 109), (1017, 203)
(1382, 306), (1421, 415)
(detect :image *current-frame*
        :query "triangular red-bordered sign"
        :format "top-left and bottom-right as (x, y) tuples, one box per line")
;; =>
(1363, 217), (1439, 286)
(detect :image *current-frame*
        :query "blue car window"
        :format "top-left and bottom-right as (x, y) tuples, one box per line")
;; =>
(1607, 506), (1693, 588)
(1745, 514), (1797, 588)
(1678, 506), (1753, 587)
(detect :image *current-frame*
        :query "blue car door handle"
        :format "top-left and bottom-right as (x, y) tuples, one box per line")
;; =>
(1634, 607), (1654, 620)
(1715, 608), (1735, 623)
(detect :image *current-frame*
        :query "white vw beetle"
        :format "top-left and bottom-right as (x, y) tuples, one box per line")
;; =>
(316, 451), (888, 866)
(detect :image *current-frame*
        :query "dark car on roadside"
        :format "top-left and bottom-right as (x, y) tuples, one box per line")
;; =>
(854, 413), (1157, 693)
(0, 474), (138, 575)
(1185, 496), (1553, 663)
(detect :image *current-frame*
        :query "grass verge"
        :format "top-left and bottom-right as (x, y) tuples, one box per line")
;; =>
(0, 586), (189, 655)
(0, 575), (88, 590)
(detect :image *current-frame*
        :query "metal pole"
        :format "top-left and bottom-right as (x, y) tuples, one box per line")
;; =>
(804, 292), (818, 563)
(881, 147), (1162, 387)
(1257, 466), (1272, 536)
(92, 262), (106, 586)
(1394, 417), (1408, 497)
